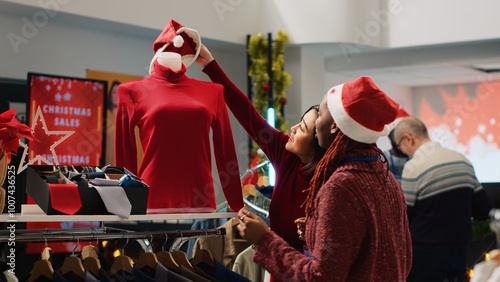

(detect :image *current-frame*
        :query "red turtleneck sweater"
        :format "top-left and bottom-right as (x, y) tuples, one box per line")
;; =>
(115, 61), (243, 213)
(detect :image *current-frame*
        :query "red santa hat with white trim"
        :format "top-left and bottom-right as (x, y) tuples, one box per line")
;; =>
(149, 19), (201, 74)
(389, 108), (410, 130)
(326, 76), (400, 144)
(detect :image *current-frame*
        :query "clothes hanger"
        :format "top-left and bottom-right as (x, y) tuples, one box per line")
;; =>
(82, 233), (101, 277)
(28, 260), (54, 282)
(170, 231), (196, 272)
(136, 233), (158, 270)
(171, 250), (196, 272)
(257, 165), (270, 187)
(41, 246), (52, 261)
(81, 231), (99, 260)
(190, 230), (215, 267)
(242, 184), (257, 197)
(60, 236), (86, 279)
(257, 175), (270, 187)
(156, 232), (181, 273)
(27, 237), (54, 282)
(109, 234), (134, 276)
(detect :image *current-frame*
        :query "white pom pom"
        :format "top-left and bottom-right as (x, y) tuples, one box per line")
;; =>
(173, 35), (184, 47)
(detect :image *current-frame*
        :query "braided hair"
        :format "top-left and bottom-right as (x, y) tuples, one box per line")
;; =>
(303, 130), (387, 220)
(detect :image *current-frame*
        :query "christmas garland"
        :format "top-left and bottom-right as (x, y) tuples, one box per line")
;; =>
(247, 31), (292, 160)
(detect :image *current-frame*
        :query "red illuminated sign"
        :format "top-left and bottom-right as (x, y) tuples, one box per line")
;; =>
(28, 73), (107, 166)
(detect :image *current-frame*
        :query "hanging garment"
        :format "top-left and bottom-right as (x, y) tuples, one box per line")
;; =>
(0, 271), (18, 282)
(115, 61), (243, 213)
(186, 202), (230, 259)
(178, 265), (212, 282)
(155, 262), (191, 282)
(192, 220), (251, 270)
(194, 259), (251, 282)
(232, 246), (265, 282)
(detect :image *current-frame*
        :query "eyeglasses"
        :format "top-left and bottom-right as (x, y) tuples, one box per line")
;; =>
(396, 135), (408, 149)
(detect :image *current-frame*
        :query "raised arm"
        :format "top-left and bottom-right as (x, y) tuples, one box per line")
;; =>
(197, 44), (288, 163)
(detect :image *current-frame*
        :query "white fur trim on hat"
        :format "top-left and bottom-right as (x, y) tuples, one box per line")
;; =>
(149, 25), (202, 74)
(388, 108), (410, 130)
(327, 85), (391, 144)
(175, 26), (201, 66)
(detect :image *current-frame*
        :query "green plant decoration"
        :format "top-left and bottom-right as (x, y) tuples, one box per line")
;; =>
(247, 31), (292, 163)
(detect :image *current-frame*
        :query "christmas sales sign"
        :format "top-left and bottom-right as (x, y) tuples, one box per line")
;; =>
(27, 73), (107, 166)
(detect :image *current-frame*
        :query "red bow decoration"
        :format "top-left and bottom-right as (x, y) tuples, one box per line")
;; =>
(0, 109), (35, 163)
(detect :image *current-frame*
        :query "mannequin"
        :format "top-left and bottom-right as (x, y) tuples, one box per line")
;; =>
(115, 19), (243, 214)
(157, 52), (182, 71)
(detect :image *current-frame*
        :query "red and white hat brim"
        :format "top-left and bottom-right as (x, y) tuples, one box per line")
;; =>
(327, 85), (390, 144)
(149, 26), (201, 74)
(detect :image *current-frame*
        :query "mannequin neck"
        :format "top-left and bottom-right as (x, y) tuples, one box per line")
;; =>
(157, 52), (182, 71)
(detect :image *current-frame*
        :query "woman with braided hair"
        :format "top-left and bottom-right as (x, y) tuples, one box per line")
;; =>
(237, 76), (412, 281)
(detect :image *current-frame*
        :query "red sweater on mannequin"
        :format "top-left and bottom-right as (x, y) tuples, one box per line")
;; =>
(115, 61), (243, 213)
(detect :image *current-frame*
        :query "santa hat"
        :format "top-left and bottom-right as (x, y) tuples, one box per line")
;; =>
(326, 76), (399, 144)
(389, 108), (410, 130)
(149, 19), (201, 74)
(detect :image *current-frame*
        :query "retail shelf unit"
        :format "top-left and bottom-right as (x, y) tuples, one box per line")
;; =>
(0, 204), (237, 222)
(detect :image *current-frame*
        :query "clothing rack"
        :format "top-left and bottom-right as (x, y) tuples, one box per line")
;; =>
(0, 226), (225, 245)
(1, 204), (237, 222)
(240, 159), (271, 218)
(240, 160), (271, 181)
(244, 197), (269, 217)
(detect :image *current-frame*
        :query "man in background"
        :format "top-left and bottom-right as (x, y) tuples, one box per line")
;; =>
(394, 117), (493, 282)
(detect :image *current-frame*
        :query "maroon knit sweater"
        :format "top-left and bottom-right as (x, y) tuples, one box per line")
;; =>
(254, 150), (412, 281)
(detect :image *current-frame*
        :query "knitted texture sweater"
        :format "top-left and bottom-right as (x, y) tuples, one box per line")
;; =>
(203, 61), (309, 251)
(401, 142), (492, 246)
(254, 150), (412, 281)
(115, 61), (243, 213)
